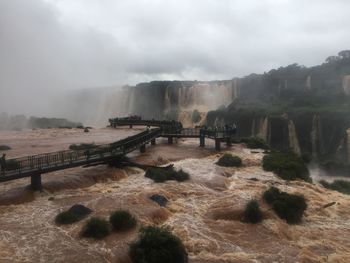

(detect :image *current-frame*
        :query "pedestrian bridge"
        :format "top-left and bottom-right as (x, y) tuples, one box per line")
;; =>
(0, 118), (236, 191)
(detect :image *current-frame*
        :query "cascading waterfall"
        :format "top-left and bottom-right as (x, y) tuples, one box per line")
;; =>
(288, 120), (301, 155)
(311, 114), (324, 159)
(346, 129), (350, 163)
(343, 75), (350, 95)
(305, 75), (312, 90)
(233, 78), (240, 98)
(164, 86), (171, 112)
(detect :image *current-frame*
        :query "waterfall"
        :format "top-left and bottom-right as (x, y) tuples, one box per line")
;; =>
(164, 86), (171, 112)
(343, 75), (350, 95)
(288, 120), (301, 155)
(305, 75), (311, 90)
(251, 119), (256, 136)
(347, 129), (350, 163)
(233, 78), (240, 99)
(311, 115), (324, 159)
(260, 117), (269, 142)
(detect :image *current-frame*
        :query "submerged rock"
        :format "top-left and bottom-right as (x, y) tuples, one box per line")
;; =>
(150, 194), (168, 207)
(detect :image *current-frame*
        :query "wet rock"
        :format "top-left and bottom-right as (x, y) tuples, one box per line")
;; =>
(249, 178), (259, 181)
(48, 197), (55, 201)
(150, 194), (168, 207)
(68, 204), (92, 218)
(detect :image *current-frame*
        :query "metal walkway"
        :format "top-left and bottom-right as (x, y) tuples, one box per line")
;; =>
(0, 129), (160, 187)
(0, 118), (236, 190)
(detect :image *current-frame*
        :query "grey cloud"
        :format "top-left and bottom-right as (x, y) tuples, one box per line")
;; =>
(1, 0), (350, 115)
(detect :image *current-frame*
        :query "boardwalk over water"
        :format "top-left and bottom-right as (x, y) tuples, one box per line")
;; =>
(0, 119), (236, 190)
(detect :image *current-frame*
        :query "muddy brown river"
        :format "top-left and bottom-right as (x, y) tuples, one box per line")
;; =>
(0, 128), (349, 262)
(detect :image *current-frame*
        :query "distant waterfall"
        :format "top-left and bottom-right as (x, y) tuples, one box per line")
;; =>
(311, 115), (323, 159)
(288, 120), (301, 155)
(260, 117), (269, 142)
(343, 75), (350, 95)
(164, 86), (171, 112)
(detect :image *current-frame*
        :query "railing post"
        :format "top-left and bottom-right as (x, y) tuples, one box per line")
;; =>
(140, 144), (146, 153)
(226, 137), (232, 146)
(168, 137), (173, 144)
(199, 130), (205, 147)
(200, 136), (205, 147)
(215, 138), (221, 151)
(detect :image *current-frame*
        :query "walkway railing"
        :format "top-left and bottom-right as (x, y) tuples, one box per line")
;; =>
(0, 117), (237, 184)
(1, 128), (161, 180)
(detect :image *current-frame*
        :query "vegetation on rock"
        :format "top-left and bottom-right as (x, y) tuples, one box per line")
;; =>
(129, 226), (188, 263)
(216, 153), (242, 167)
(145, 167), (190, 183)
(109, 210), (137, 231)
(243, 200), (263, 224)
(262, 151), (311, 182)
(241, 137), (269, 150)
(320, 180), (350, 195)
(81, 217), (110, 239)
(263, 187), (307, 224)
(55, 204), (92, 225)
(0, 145), (11, 151)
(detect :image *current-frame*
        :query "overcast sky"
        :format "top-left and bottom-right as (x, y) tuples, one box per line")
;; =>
(0, 0), (350, 114)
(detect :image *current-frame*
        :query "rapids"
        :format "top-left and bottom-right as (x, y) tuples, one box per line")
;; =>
(0, 129), (349, 262)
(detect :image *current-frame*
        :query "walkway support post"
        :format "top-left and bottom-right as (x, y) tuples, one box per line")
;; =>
(140, 144), (146, 153)
(199, 129), (205, 147)
(226, 137), (232, 146)
(151, 138), (156, 145)
(215, 138), (221, 151)
(200, 136), (205, 147)
(31, 173), (42, 191)
(168, 137), (173, 144)
(129, 124), (133, 129)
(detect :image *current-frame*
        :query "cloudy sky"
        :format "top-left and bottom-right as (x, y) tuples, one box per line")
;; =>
(0, 0), (349, 114)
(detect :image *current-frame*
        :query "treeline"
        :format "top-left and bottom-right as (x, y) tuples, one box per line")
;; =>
(237, 50), (350, 107)
(0, 112), (83, 130)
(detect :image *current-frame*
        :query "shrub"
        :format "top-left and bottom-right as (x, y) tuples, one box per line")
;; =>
(0, 145), (11, 151)
(145, 167), (190, 183)
(129, 226), (188, 263)
(171, 169), (190, 182)
(262, 151), (311, 182)
(55, 204), (92, 225)
(216, 154), (242, 167)
(242, 137), (269, 150)
(191, 109), (201, 123)
(55, 211), (80, 225)
(320, 180), (350, 195)
(263, 187), (307, 224)
(81, 217), (110, 239)
(243, 200), (263, 223)
(109, 210), (137, 231)
(301, 153), (312, 164)
(263, 186), (281, 204)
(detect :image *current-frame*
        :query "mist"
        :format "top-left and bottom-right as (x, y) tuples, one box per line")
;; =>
(1, 0), (350, 120)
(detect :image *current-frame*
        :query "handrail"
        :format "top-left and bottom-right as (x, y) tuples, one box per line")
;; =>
(2, 128), (161, 176)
